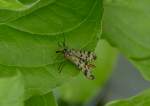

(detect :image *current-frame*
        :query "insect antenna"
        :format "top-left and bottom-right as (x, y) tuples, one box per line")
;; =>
(62, 34), (67, 48)
(56, 26), (68, 73)
(56, 34), (67, 53)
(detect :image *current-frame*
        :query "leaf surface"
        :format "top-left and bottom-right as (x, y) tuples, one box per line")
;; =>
(25, 92), (58, 106)
(0, 68), (24, 106)
(102, 0), (150, 80)
(0, 0), (103, 100)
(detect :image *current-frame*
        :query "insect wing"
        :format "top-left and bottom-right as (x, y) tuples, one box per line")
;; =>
(70, 50), (96, 62)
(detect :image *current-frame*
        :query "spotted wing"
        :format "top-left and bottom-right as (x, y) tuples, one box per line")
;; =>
(65, 55), (95, 80)
(66, 49), (96, 63)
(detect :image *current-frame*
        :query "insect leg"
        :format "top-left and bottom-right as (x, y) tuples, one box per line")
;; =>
(58, 62), (65, 73)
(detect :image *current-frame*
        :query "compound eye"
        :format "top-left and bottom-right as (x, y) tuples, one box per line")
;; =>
(63, 48), (67, 52)
(64, 48), (67, 51)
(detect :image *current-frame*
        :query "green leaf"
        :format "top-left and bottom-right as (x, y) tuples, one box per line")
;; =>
(0, 0), (40, 11)
(57, 40), (117, 103)
(0, 0), (103, 100)
(102, 0), (150, 80)
(0, 0), (54, 23)
(7, 0), (101, 35)
(25, 92), (58, 106)
(106, 89), (150, 106)
(0, 68), (24, 106)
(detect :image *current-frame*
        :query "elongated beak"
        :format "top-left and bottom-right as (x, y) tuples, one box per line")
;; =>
(56, 50), (63, 53)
